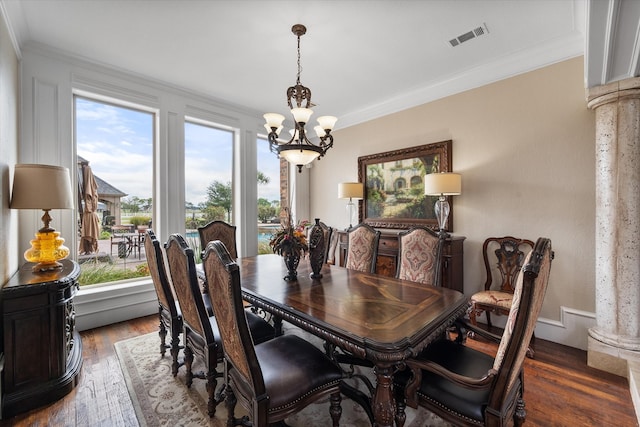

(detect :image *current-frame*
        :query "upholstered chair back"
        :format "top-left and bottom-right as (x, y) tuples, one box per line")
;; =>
(345, 223), (381, 273)
(396, 226), (445, 286)
(198, 220), (238, 259)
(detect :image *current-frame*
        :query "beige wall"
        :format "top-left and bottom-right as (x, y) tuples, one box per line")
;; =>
(310, 57), (596, 322)
(0, 11), (19, 282)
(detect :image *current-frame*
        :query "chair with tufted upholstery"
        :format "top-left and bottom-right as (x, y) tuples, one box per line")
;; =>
(396, 226), (445, 286)
(344, 223), (381, 273)
(394, 237), (553, 427)
(144, 229), (182, 376)
(164, 234), (276, 417)
(202, 240), (344, 427)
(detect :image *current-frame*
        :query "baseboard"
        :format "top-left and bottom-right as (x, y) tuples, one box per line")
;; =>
(477, 306), (596, 350)
(74, 279), (158, 331)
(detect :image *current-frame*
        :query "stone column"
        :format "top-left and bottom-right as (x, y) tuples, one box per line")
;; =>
(587, 77), (640, 377)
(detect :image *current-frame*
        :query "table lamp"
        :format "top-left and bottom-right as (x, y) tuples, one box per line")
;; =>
(424, 172), (461, 235)
(11, 164), (74, 272)
(338, 182), (364, 228)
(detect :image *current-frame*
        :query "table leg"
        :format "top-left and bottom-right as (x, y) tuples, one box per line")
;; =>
(372, 363), (396, 427)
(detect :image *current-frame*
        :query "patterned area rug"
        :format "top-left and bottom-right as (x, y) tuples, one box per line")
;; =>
(115, 331), (451, 427)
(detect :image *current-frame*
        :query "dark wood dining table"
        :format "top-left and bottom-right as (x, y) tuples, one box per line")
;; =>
(226, 254), (469, 427)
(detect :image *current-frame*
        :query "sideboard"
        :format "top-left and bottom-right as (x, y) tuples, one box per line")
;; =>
(336, 229), (465, 293)
(1, 259), (82, 418)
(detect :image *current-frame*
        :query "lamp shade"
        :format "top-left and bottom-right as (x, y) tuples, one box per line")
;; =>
(424, 172), (462, 196)
(11, 164), (74, 210)
(338, 182), (364, 199)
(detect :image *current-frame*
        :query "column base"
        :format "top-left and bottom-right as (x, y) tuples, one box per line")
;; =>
(588, 336), (640, 426)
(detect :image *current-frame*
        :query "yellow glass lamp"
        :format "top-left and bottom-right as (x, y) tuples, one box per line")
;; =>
(10, 164), (74, 272)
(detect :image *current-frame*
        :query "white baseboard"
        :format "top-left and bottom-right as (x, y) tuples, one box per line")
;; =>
(477, 306), (596, 350)
(74, 279), (158, 331)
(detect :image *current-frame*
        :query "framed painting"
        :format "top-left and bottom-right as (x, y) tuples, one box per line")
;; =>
(357, 140), (453, 230)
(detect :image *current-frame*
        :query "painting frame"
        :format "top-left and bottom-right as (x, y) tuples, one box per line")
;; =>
(357, 140), (453, 230)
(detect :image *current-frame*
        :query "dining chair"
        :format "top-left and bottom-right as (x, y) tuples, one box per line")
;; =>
(469, 236), (536, 356)
(344, 223), (381, 273)
(326, 228), (340, 265)
(202, 240), (344, 427)
(144, 229), (182, 376)
(396, 226), (445, 286)
(110, 224), (132, 258)
(197, 220), (237, 259)
(394, 237), (553, 427)
(164, 234), (276, 417)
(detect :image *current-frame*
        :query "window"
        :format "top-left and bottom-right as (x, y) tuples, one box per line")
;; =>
(257, 137), (281, 254)
(184, 120), (233, 257)
(75, 96), (154, 286)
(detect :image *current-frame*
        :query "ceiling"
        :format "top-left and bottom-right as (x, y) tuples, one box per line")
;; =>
(2, 0), (586, 129)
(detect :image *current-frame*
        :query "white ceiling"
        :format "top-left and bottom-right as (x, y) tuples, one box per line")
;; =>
(2, 0), (586, 129)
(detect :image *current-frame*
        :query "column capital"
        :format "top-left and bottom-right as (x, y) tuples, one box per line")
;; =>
(587, 77), (640, 109)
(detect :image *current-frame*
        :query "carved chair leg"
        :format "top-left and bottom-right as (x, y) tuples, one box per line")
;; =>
(170, 333), (181, 377)
(526, 332), (536, 358)
(394, 382), (407, 427)
(206, 368), (218, 417)
(225, 384), (238, 427)
(329, 391), (342, 427)
(158, 316), (168, 356)
(486, 310), (493, 328)
(184, 345), (194, 387)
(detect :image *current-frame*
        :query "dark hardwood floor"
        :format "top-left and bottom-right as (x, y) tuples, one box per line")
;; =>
(0, 315), (636, 426)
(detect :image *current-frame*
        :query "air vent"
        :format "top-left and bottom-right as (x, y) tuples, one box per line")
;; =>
(449, 23), (489, 47)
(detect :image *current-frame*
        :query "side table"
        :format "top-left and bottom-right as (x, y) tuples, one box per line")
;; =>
(1, 259), (82, 418)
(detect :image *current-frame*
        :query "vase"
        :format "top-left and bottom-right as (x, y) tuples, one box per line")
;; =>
(283, 251), (300, 281)
(308, 218), (325, 279)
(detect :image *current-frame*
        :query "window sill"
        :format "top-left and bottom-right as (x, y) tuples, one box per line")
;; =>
(75, 277), (157, 331)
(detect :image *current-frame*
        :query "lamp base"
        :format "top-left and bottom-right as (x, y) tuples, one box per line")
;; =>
(434, 196), (450, 235)
(24, 228), (70, 274)
(31, 260), (64, 273)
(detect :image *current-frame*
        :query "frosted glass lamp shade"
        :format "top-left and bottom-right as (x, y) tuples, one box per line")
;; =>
(317, 116), (338, 131)
(264, 113), (285, 129)
(279, 148), (321, 165)
(291, 107), (313, 124)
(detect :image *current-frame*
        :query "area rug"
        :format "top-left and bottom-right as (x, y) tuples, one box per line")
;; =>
(115, 330), (451, 427)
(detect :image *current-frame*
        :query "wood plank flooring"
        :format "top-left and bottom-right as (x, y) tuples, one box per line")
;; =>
(0, 315), (636, 426)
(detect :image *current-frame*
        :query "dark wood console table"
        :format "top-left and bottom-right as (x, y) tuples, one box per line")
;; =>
(336, 229), (465, 292)
(1, 259), (82, 418)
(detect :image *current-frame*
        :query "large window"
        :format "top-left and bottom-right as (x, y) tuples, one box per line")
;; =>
(75, 96), (154, 286)
(184, 121), (233, 256)
(257, 137), (282, 253)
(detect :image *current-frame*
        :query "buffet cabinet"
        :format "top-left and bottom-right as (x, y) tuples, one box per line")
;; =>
(337, 229), (465, 293)
(1, 259), (82, 418)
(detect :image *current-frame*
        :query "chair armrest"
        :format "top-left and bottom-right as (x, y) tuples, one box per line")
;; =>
(404, 358), (496, 408)
(455, 318), (502, 344)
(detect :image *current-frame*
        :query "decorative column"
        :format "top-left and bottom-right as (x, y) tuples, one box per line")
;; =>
(587, 77), (640, 377)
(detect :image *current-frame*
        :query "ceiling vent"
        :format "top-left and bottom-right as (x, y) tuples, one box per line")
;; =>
(449, 23), (489, 47)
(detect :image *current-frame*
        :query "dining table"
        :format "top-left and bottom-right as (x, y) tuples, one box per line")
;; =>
(211, 254), (469, 427)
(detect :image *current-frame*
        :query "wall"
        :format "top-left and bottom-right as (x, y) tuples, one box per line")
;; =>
(0, 8), (19, 282)
(310, 57), (597, 349)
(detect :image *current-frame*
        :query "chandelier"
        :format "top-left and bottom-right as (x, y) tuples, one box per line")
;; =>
(264, 24), (337, 173)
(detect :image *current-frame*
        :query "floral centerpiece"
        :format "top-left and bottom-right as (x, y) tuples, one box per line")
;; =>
(269, 208), (310, 280)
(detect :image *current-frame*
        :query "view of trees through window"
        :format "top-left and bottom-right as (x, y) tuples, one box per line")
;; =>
(75, 96), (154, 286)
(257, 137), (281, 253)
(75, 97), (283, 287)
